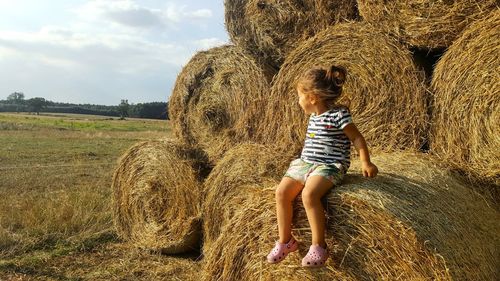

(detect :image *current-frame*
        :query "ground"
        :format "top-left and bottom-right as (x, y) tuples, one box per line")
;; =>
(0, 113), (201, 281)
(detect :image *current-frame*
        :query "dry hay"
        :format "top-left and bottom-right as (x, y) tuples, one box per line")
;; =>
(357, 0), (499, 49)
(24, 242), (202, 280)
(225, 0), (358, 68)
(112, 140), (209, 254)
(256, 22), (428, 156)
(201, 143), (293, 251)
(430, 10), (500, 191)
(168, 45), (275, 164)
(202, 152), (500, 281)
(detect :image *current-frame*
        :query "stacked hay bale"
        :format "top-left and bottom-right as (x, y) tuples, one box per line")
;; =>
(202, 143), (293, 251)
(357, 0), (498, 49)
(112, 140), (208, 254)
(168, 45), (275, 164)
(225, 0), (359, 68)
(111, 0), (499, 279)
(202, 153), (500, 280)
(197, 1), (499, 280)
(255, 22), (428, 156)
(430, 10), (500, 195)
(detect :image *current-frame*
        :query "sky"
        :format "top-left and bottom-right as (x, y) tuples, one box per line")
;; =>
(0, 0), (228, 105)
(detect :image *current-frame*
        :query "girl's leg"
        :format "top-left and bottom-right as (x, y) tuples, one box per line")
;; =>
(275, 177), (304, 243)
(301, 175), (334, 247)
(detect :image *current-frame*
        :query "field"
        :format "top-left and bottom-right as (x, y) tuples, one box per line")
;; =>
(0, 113), (200, 280)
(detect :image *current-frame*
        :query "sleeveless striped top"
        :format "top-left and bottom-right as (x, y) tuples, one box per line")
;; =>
(300, 107), (352, 171)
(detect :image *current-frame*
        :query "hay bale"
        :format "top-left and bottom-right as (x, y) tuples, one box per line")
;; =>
(112, 140), (209, 254)
(168, 45), (275, 164)
(202, 153), (500, 280)
(430, 10), (500, 191)
(225, 0), (358, 67)
(357, 0), (498, 49)
(257, 22), (428, 156)
(201, 143), (293, 251)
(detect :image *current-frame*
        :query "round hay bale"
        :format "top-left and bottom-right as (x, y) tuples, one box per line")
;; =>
(357, 0), (498, 49)
(257, 22), (428, 155)
(201, 143), (293, 251)
(430, 10), (500, 191)
(112, 140), (208, 254)
(168, 45), (275, 164)
(225, 0), (359, 67)
(202, 153), (500, 281)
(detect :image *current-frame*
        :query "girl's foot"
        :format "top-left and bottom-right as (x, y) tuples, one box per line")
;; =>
(301, 244), (329, 267)
(266, 237), (298, 264)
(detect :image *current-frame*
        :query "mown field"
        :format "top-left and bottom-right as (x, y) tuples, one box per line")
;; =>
(0, 113), (200, 280)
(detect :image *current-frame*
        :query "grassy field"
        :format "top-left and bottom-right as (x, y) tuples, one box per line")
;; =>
(0, 113), (201, 280)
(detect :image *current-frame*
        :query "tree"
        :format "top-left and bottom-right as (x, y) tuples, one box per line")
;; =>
(27, 97), (48, 115)
(7, 92), (25, 104)
(118, 99), (130, 119)
(129, 102), (168, 119)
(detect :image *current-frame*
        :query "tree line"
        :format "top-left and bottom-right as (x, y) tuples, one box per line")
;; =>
(0, 92), (168, 120)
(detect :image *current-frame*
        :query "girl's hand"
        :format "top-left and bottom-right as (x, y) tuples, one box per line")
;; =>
(361, 161), (378, 178)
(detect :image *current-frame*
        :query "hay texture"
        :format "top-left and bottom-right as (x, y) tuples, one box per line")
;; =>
(357, 0), (499, 49)
(430, 10), (500, 190)
(201, 143), (293, 251)
(112, 140), (207, 254)
(257, 23), (428, 156)
(202, 153), (500, 281)
(225, 0), (358, 67)
(169, 45), (274, 164)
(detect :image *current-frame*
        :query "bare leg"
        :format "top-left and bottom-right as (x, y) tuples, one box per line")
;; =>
(302, 176), (334, 247)
(275, 177), (304, 243)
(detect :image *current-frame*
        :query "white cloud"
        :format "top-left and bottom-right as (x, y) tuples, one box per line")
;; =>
(0, 27), (192, 69)
(74, 0), (213, 30)
(185, 9), (213, 19)
(194, 37), (228, 50)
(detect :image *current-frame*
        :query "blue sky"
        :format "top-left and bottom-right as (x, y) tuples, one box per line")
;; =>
(0, 0), (228, 105)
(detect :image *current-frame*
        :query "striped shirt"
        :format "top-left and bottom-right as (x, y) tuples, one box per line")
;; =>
(300, 107), (353, 171)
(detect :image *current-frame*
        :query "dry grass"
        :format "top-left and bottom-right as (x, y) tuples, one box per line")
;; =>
(357, 0), (499, 49)
(168, 45), (275, 164)
(1, 242), (201, 281)
(254, 22), (428, 156)
(430, 9), (500, 193)
(202, 152), (499, 280)
(112, 140), (210, 254)
(225, 0), (358, 67)
(0, 113), (201, 280)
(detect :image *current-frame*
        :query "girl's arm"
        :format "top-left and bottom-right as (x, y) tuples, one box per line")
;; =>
(343, 123), (378, 177)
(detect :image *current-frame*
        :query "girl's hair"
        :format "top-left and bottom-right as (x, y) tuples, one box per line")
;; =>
(297, 65), (347, 105)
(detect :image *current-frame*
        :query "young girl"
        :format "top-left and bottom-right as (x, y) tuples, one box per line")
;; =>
(267, 65), (378, 267)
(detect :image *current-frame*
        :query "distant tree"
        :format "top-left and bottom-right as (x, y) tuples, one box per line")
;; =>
(27, 97), (48, 115)
(7, 92), (25, 104)
(118, 99), (130, 119)
(129, 102), (167, 119)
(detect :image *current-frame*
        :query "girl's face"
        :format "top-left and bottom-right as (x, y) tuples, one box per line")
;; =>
(297, 88), (316, 114)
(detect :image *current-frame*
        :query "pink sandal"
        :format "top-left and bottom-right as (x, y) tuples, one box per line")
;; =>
(266, 237), (298, 264)
(301, 244), (329, 267)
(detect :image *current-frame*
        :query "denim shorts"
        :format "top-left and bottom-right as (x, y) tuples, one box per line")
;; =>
(284, 158), (344, 185)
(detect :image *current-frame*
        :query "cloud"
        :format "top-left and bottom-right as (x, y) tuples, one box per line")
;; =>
(0, 27), (192, 69)
(185, 9), (213, 19)
(193, 37), (228, 50)
(75, 0), (164, 29)
(74, 0), (213, 30)
(105, 7), (164, 28)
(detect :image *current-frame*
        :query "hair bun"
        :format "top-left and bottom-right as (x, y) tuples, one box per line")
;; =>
(325, 65), (347, 87)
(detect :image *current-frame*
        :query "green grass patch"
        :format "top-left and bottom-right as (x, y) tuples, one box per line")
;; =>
(0, 113), (170, 132)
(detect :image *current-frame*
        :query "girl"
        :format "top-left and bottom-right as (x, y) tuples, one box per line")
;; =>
(266, 65), (378, 267)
